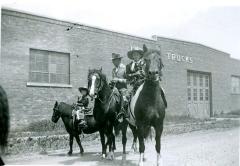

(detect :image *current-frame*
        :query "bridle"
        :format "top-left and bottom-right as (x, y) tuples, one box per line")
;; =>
(88, 73), (104, 100)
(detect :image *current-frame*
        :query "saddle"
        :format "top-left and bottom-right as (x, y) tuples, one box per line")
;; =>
(111, 87), (121, 104)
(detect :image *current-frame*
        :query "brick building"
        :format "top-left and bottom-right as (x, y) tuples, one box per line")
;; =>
(1, 9), (240, 128)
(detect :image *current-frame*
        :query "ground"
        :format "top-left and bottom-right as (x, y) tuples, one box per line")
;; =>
(3, 127), (239, 166)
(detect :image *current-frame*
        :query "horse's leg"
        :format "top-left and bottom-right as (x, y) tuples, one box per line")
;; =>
(122, 121), (128, 154)
(155, 123), (164, 166)
(68, 134), (73, 155)
(112, 134), (116, 151)
(75, 135), (84, 154)
(106, 125), (115, 160)
(137, 125), (145, 166)
(0, 156), (4, 165)
(129, 123), (138, 152)
(99, 130), (106, 158)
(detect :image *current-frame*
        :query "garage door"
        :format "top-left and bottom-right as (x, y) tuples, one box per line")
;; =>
(187, 71), (211, 118)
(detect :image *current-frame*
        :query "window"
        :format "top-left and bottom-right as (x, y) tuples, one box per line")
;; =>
(231, 76), (240, 94)
(29, 49), (70, 84)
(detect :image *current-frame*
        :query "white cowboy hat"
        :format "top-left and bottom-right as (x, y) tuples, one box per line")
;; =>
(127, 46), (144, 60)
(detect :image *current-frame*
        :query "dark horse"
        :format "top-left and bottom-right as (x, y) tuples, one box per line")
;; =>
(52, 101), (85, 155)
(131, 45), (166, 166)
(0, 86), (9, 165)
(88, 68), (124, 159)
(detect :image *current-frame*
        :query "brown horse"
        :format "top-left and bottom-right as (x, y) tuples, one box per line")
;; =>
(0, 86), (9, 165)
(130, 45), (166, 166)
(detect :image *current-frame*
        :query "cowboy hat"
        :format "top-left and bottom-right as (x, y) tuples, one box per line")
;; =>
(78, 86), (89, 93)
(127, 46), (144, 60)
(111, 53), (123, 60)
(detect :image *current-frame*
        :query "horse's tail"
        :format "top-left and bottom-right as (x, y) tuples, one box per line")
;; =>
(0, 86), (9, 150)
(143, 126), (154, 140)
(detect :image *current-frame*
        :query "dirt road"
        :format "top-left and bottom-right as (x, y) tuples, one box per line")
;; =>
(4, 127), (239, 166)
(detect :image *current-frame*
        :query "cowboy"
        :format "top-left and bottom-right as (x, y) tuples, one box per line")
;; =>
(126, 46), (146, 95)
(110, 53), (129, 119)
(111, 53), (127, 89)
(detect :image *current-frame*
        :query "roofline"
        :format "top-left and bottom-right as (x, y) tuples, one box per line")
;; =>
(230, 57), (240, 62)
(153, 35), (230, 55)
(1, 7), (156, 43)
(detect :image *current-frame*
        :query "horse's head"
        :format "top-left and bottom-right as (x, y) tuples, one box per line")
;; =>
(143, 44), (164, 81)
(51, 101), (61, 123)
(88, 68), (107, 98)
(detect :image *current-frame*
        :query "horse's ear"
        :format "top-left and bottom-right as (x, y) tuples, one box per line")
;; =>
(54, 101), (58, 107)
(143, 44), (148, 52)
(99, 67), (102, 73)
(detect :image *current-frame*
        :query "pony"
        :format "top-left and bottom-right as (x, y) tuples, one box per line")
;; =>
(52, 101), (115, 156)
(131, 45), (166, 166)
(0, 86), (9, 165)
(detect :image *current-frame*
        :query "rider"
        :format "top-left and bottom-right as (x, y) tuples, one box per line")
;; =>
(126, 46), (146, 95)
(110, 53), (129, 119)
(74, 86), (94, 129)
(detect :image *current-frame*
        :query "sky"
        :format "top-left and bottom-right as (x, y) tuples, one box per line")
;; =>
(1, 0), (240, 60)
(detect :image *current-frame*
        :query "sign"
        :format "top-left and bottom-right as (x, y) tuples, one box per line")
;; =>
(166, 52), (193, 63)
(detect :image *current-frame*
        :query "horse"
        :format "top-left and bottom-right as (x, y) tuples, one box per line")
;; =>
(52, 101), (85, 155)
(131, 45), (166, 166)
(88, 68), (131, 159)
(0, 86), (9, 165)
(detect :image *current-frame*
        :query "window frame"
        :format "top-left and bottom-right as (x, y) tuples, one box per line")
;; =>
(27, 48), (72, 88)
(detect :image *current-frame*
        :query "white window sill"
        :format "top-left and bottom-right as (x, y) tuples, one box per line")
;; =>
(27, 82), (72, 88)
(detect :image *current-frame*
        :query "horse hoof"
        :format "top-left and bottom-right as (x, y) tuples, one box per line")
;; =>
(80, 150), (84, 154)
(138, 161), (144, 166)
(68, 151), (72, 156)
(106, 152), (114, 160)
(102, 154), (106, 159)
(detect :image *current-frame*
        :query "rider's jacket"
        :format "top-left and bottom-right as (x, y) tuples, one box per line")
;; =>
(112, 63), (127, 90)
(126, 59), (146, 89)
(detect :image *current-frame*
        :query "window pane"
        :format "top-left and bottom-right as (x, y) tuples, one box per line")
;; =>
(193, 89), (197, 101)
(199, 75), (203, 87)
(187, 73), (191, 86)
(205, 76), (209, 87)
(200, 89), (203, 101)
(187, 88), (191, 101)
(205, 89), (209, 101)
(193, 74), (197, 86)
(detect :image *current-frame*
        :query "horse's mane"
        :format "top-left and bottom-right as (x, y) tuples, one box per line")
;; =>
(0, 86), (9, 149)
(144, 49), (161, 57)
